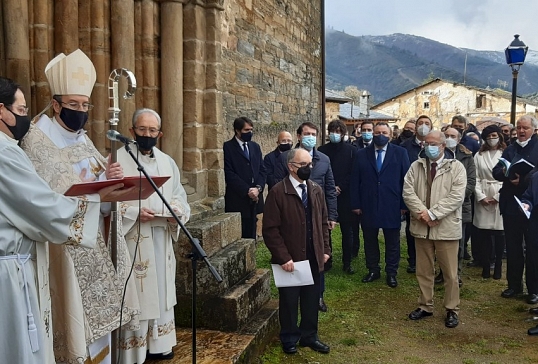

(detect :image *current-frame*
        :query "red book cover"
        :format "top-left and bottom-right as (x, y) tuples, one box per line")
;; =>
(64, 175), (170, 201)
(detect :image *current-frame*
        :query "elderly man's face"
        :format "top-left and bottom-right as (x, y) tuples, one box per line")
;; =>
(516, 118), (534, 142)
(288, 149), (312, 181)
(130, 112), (162, 138)
(424, 132), (445, 159)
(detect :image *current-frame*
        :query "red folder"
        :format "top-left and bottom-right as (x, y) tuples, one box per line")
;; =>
(64, 175), (170, 201)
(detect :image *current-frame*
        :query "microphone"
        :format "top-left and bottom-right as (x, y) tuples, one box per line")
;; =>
(106, 130), (135, 144)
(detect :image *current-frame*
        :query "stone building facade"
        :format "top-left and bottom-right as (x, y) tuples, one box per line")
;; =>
(372, 78), (538, 128)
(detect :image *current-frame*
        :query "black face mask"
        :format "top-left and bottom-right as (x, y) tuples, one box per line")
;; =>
(241, 132), (253, 142)
(454, 127), (465, 136)
(510, 137), (517, 144)
(60, 107), (88, 131)
(503, 134), (510, 143)
(297, 165), (311, 181)
(401, 129), (414, 138)
(2, 108), (31, 140)
(278, 143), (292, 152)
(135, 134), (158, 152)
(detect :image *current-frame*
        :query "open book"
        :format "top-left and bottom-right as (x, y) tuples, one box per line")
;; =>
(498, 157), (535, 179)
(64, 175), (170, 201)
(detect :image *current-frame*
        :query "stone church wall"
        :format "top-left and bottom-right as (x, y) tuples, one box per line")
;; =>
(221, 0), (322, 156)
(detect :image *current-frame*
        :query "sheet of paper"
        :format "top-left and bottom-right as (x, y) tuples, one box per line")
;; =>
(514, 195), (531, 219)
(271, 260), (314, 287)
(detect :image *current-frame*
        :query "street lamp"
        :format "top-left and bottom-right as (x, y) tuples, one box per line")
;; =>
(505, 34), (528, 125)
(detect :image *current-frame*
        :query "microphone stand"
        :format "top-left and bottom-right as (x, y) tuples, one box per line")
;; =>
(123, 143), (222, 364)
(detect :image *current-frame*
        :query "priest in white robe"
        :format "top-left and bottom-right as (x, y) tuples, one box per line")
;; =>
(20, 49), (140, 364)
(0, 76), (129, 364)
(118, 108), (191, 363)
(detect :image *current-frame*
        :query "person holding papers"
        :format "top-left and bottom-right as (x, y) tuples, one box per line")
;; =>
(520, 171), (538, 335)
(262, 148), (331, 355)
(493, 115), (538, 304)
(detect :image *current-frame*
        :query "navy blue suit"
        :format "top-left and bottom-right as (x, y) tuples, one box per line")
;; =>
(521, 171), (538, 295)
(224, 137), (266, 238)
(263, 147), (283, 191)
(350, 143), (410, 275)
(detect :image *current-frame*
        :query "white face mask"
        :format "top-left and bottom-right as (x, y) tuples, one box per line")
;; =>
(445, 138), (458, 149)
(417, 124), (431, 137)
(486, 138), (499, 147)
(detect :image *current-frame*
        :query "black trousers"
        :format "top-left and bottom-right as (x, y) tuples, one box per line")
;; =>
(352, 214), (361, 257)
(502, 214), (531, 293)
(241, 217), (256, 239)
(278, 259), (320, 346)
(362, 227), (401, 276)
(475, 228), (505, 270)
(339, 217), (355, 267)
(405, 212), (416, 267)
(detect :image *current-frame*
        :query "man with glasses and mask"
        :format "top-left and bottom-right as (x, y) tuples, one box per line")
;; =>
(263, 148), (331, 355)
(116, 108), (191, 362)
(403, 130), (466, 329)
(20, 49), (140, 364)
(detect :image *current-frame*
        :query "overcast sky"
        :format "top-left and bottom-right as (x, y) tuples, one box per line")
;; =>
(325, 0), (536, 51)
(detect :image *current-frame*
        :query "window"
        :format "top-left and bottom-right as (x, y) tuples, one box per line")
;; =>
(476, 94), (486, 108)
(424, 102), (430, 109)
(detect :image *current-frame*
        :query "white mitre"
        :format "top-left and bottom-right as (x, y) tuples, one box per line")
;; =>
(45, 49), (96, 97)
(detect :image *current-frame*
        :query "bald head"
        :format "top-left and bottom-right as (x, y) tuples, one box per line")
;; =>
(277, 131), (292, 145)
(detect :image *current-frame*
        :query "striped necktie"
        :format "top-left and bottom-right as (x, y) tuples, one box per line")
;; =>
(299, 183), (308, 209)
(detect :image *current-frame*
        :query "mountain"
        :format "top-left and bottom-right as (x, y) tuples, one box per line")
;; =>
(325, 31), (538, 103)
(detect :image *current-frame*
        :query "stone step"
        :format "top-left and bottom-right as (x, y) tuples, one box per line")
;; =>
(148, 300), (279, 364)
(176, 212), (242, 257)
(175, 268), (272, 331)
(175, 238), (257, 296)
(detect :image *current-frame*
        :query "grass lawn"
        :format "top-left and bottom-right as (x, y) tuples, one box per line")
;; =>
(255, 226), (538, 364)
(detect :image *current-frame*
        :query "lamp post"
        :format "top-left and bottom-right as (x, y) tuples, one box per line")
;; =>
(505, 34), (528, 125)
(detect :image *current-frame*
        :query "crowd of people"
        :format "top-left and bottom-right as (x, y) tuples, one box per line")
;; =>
(223, 113), (538, 355)
(1, 49), (190, 364)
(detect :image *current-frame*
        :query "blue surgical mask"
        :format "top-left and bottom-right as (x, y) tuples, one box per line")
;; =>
(425, 145), (440, 160)
(301, 135), (317, 150)
(373, 134), (389, 147)
(329, 133), (341, 143)
(362, 131), (373, 141)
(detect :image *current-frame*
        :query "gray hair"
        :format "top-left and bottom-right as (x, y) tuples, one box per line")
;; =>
(427, 130), (446, 145)
(287, 148), (298, 164)
(132, 108), (162, 128)
(518, 114), (538, 129)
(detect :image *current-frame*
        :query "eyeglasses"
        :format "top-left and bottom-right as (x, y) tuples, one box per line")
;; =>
(423, 142), (441, 147)
(59, 101), (94, 111)
(7, 105), (29, 116)
(134, 126), (160, 136)
(290, 161), (313, 168)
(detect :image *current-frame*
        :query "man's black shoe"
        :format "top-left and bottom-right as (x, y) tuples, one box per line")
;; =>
(501, 288), (522, 298)
(299, 340), (330, 354)
(467, 260), (480, 267)
(528, 294), (538, 305)
(386, 275), (398, 288)
(361, 271), (380, 283)
(434, 271), (444, 284)
(445, 310), (459, 328)
(282, 345), (297, 354)
(146, 351), (175, 360)
(408, 308), (433, 320)
(528, 326), (538, 335)
(529, 307), (538, 315)
(343, 265), (355, 275)
(458, 276), (463, 288)
(406, 265), (416, 273)
(318, 298), (328, 312)
(463, 251), (472, 260)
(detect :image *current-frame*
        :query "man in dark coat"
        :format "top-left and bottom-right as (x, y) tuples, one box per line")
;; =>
(400, 115), (432, 273)
(223, 116), (266, 238)
(437, 127), (476, 285)
(263, 148), (331, 355)
(493, 115), (538, 303)
(264, 131), (293, 191)
(351, 122), (411, 288)
(318, 120), (357, 274)
(274, 121), (337, 311)
(451, 115), (480, 155)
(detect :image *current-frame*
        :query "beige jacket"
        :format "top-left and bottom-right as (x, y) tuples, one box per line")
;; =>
(403, 157), (467, 240)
